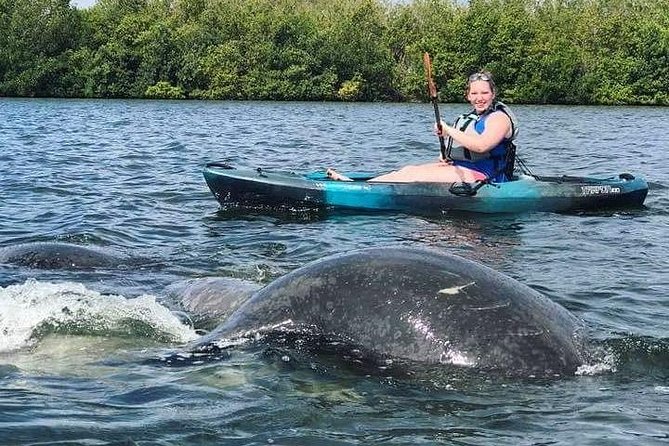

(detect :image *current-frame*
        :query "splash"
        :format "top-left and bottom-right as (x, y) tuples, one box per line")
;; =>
(0, 279), (198, 353)
(575, 360), (616, 376)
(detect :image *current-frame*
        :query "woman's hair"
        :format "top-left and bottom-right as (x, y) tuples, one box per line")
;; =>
(466, 71), (497, 96)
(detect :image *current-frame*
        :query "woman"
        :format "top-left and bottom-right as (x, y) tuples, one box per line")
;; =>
(327, 71), (518, 183)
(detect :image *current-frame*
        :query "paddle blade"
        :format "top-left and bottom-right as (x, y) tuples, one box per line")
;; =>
(422, 52), (447, 158)
(423, 52), (437, 99)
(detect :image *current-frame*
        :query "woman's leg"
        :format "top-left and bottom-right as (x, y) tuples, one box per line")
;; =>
(369, 162), (487, 183)
(326, 168), (353, 181)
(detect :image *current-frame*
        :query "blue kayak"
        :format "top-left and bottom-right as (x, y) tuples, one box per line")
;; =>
(203, 162), (648, 214)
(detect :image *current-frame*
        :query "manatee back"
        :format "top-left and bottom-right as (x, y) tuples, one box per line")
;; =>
(0, 242), (124, 269)
(203, 247), (587, 375)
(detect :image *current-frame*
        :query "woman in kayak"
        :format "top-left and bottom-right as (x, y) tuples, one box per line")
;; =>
(326, 71), (518, 183)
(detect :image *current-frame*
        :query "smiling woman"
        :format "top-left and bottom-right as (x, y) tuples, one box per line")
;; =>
(335, 69), (519, 184)
(436, 71), (519, 182)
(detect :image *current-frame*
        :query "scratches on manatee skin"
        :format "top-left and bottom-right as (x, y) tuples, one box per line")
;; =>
(438, 282), (475, 296)
(436, 281), (511, 311)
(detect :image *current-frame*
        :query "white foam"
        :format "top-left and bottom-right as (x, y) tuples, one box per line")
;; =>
(575, 354), (617, 376)
(0, 279), (198, 353)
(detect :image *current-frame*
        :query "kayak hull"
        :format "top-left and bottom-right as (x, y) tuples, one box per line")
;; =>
(203, 163), (648, 215)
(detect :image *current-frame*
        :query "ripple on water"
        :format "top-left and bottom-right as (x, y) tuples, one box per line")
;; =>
(0, 100), (668, 444)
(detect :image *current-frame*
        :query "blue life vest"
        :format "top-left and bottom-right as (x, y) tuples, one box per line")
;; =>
(447, 102), (518, 182)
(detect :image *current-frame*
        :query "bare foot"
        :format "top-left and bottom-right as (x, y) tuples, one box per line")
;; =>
(326, 168), (353, 182)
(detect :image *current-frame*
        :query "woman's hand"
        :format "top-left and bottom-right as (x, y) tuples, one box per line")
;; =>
(434, 121), (449, 137)
(442, 112), (511, 154)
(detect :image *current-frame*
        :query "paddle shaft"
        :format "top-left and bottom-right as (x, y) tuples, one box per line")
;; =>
(423, 52), (447, 159)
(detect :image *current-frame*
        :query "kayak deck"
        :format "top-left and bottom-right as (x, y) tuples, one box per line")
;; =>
(203, 162), (649, 215)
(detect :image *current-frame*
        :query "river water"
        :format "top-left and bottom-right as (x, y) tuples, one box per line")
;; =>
(0, 99), (667, 445)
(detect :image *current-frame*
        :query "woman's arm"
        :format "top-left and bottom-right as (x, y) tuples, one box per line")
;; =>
(439, 112), (511, 154)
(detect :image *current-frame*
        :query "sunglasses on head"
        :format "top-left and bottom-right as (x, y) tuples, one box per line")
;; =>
(468, 72), (491, 82)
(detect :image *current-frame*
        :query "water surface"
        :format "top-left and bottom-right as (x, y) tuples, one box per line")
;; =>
(0, 99), (668, 444)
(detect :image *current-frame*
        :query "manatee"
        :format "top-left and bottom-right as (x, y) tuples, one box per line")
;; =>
(0, 242), (126, 269)
(192, 247), (589, 377)
(163, 277), (260, 330)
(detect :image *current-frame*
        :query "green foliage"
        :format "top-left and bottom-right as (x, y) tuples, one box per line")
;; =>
(144, 81), (185, 99)
(338, 74), (364, 101)
(1, 0), (668, 105)
(0, 0), (84, 96)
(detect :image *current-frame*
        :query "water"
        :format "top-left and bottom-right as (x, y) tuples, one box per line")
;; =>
(0, 98), (668, 445)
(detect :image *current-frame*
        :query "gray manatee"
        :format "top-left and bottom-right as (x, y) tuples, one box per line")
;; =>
(163, 277), (260, 330)
(0, 242), (126, 269)
(193, 247), (589, 377)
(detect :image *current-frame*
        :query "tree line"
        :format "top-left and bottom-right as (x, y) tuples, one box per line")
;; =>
(1, 0), (667, 105)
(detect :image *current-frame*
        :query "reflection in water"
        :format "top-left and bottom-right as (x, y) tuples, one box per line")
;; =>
(393, 215), (526, 270)
(211, 203), (332, 223)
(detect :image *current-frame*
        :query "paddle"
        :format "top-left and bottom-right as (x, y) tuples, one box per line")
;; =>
(423, 52), (447, 160)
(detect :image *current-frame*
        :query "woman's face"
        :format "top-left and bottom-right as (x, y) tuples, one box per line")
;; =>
(467, 80), (495, 114)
